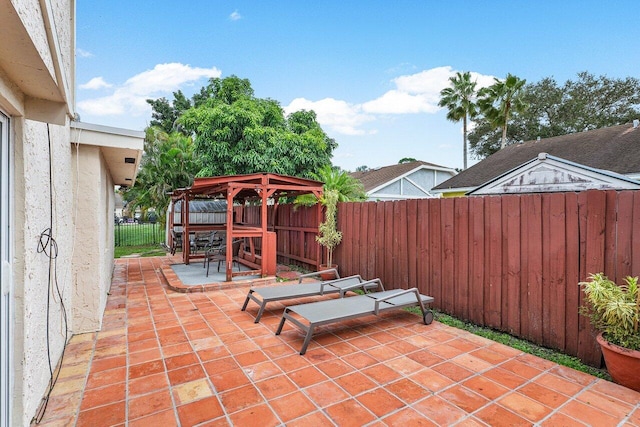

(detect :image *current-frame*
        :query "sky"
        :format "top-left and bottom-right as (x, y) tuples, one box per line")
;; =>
(75, 1), (640, 172)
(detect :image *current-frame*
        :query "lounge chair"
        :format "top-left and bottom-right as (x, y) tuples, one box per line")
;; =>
(241, 271), (383, 323)
(275, 288), (435, 355)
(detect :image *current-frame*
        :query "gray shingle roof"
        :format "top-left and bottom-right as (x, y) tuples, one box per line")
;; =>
(433, 123), (640, 191)
(351, 161), (454, 192)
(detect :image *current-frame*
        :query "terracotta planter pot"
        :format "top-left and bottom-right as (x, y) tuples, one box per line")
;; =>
(318, 264), (338, 281)
(597, 333), (640, 392)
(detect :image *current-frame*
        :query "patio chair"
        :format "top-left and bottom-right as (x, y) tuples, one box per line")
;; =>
(275, 288), (435, 355)
(205, 239), (243, 277)
(170, 230), (182, 256)
(241, 272), (383, 323)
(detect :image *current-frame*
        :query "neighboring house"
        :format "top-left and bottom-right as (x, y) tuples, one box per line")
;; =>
(0, 3), (143, 426)
(351, 161), (457, 201)
(432, 122), (640, 197)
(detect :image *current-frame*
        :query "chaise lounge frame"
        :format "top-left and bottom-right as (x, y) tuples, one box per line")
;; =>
(275, 288), (435, 355)
(241, 270), (382, 323)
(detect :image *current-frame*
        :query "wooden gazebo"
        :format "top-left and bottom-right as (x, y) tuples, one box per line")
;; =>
(170, 173), (324, 281)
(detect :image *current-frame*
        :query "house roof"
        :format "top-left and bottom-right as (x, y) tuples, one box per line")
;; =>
(433, 122), (640, 191)
(468, 153), (640, 195)
(351, 161), (455, 192)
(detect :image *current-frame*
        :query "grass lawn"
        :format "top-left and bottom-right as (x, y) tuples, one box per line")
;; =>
(115, 244), (168, 258)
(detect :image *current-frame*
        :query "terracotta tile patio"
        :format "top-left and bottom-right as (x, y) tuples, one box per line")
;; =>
(36, 256), (640, 426)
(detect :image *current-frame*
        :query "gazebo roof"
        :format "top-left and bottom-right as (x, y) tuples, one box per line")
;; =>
(172, 172), (324, 200)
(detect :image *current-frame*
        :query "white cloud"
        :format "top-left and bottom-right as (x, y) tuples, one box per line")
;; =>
(77, 48), (93, 58)
(230, 10), (242, 21)
(285, 97), (376, 136)
(286, 66), (495, 135)
(79, 77), (112, 90)
(77, 63), (221, 118)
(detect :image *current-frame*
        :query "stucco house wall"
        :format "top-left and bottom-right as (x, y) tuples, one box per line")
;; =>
(71, 145), (115, 332)
(1, 1), (143, 425)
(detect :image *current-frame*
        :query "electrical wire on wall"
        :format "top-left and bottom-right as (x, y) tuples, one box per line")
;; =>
(32, 124), (69, 425)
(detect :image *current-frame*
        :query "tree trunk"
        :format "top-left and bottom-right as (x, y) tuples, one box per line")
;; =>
(463, 116), (468, 170)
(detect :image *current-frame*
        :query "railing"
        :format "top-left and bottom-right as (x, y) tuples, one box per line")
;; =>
(114, 221), (165, 247)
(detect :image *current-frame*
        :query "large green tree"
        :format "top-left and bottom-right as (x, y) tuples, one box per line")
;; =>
(438, 71), (478, 170)
(178, 77), (337, 178)
(469, 72), (640, 159)
(477, 73), (528, 150)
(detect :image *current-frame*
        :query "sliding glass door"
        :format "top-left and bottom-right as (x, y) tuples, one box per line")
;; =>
(0, 111), (11, 426)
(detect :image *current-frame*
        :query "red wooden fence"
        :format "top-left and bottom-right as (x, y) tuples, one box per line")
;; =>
(246, 190), (640, 365)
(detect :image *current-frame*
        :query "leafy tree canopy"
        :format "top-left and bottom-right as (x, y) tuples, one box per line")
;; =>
(398, 157), (417, 164)
(469, 72), (640, 159)
(177, 76), (337, 178)
(122, 127), (200, 220)
(130, 76), (339, 215)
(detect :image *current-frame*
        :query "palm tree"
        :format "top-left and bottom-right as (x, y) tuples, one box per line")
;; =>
(438, 71), (478, 170)
(477, 73), (528, 149)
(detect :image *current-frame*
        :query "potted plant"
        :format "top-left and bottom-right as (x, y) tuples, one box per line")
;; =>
(316, 189), (342, 279)
(579, 273), (640, 391)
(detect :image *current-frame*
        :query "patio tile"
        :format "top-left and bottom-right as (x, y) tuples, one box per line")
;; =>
(409, 367), (455, 392)
(431, 361), (474, 382)
(334, 371), (378, 395)
(227, 403), (279, 427)
(558, 399), (621, 427)
(128, 409), (178, 427)
(474, 403), (531, 427)
(176, 396), (224, 426)
(286, 411), (335, 427)
(539, 412), (587, 427)
(88, 355), (126, 373)
(128, 372), (169, 397)
(518, 382), (569, 408)
(76, 401), (126, 426)
(243, 360), (283, 381)
(172, 378), (214, 404)
(381, 407), (438, 426)
(405, 348), (445, 367)
(325, 399), (376, 427)
(315, 358), (354, 378)
(209, 368), (251, 392)
(269, 390), (317, 422)
(128, 389), (173, 420)
(575, 389), (635, 419)
(385, 378), (430, 403)
(498, 392), (552, 422)
(36, 257), (640, 426)
(128, 360), (164, 380)
(219, 384), (265, 413)
(287, 365), (328, 388)
(305, 380), (350, 407)
(128, 347), (162, 365)
(79, 382), (126, 410)
(357, 387), (405, 417)
(255, 375), (298, 399)
(341, 351), (378, 369)
(361, 363), (403, 385)
(413, 395), (468, 425)
(439, 384), (490, 413)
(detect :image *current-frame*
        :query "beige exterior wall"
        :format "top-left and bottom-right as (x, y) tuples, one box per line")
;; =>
(71, 145), (115, 332)
(12, 119), (75, 425)
(2, 1), (142, 424)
